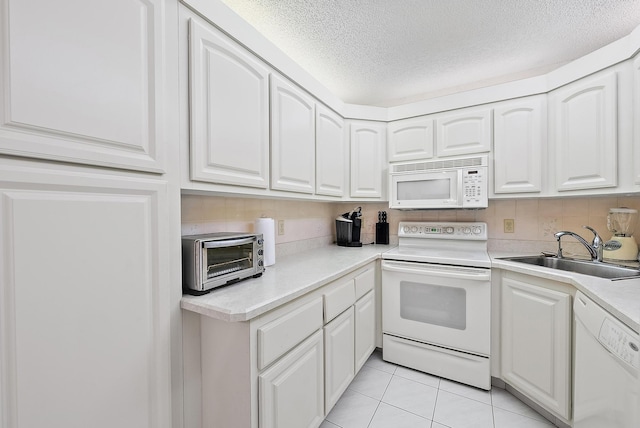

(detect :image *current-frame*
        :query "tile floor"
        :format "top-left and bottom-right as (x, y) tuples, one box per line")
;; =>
(321, 350), (556, 428)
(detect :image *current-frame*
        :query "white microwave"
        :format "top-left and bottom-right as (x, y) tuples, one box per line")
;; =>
(389, 155), (488, 209)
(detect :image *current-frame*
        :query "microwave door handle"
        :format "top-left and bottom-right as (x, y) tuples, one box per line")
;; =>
(382, 261), (489, 281)
(203, 237), (255, 248)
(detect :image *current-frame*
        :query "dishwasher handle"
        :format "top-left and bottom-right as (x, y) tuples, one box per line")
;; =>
(382, 260), (490, 281)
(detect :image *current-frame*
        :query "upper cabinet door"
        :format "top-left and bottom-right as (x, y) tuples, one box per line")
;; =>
(350, 121), (386, 198)
(189, 18), (270, 188)
(387, 116), (434, 162)
(435, 108), (492, 157)
(550, 71), (617, 191)
(316, 105), (345, 197)
(633, 55), (640, 185)
(0, 0), (172, 173)
(270, 75), (316, 194)
(493, 97), (545, 194)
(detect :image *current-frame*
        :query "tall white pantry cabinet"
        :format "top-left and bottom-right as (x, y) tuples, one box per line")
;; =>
(0, 1), (182, 428)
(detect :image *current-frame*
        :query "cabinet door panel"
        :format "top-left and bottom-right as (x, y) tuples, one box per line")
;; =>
(355, 291), (375, 373)
(436, 108), (491, 157)
(189, 18), (270, 188)
(259, 330), (324, 428)
(551, 71), (617, 191)
(0, 160), (172, 428)
(388, 116), (434, 162)
(271, 75), (315, 194)
(634, 55), (640, 184)
(501, 276), (571, 419)
(316, 105), (345, 196)
(350, 122), (386, 198)
(494, 97), (545, 193)
(0, 0), (170, 172)
(324, 307), (355, 414)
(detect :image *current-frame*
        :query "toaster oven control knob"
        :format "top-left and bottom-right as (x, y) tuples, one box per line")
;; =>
(257, 239), (264, 246)
(258, 249), (264, 255)
(258, 260), (264, 266)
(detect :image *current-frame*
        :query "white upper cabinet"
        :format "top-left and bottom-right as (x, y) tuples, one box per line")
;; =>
(550, 70), (618, 191)
(316, 105), (345, 197)
(634, 55), (640, 185)
(350, 121), (386, 198)
(0, 0), (171, 173)
(188, 17), (270, 188)
(493, 96), (546, 194)
(387, 116), (434, 162)
(435, 107), (492, 157)
(271, 74), (316, 194)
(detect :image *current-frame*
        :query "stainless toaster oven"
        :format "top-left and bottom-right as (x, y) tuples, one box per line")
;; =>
(182, 232), (264, 295)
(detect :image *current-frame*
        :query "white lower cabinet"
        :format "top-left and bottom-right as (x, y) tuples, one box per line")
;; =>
(187, 262), (377, 428)
(324, 307), (355, 413)
(500, 272), (572, 421)
(354, 290), (376, 373)
(259, 330), (325, 428)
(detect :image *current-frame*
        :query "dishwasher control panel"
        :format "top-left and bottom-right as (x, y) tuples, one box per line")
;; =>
(599, 318), (639, 369)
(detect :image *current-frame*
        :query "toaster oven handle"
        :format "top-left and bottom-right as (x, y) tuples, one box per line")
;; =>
(203, 237), (255, 248)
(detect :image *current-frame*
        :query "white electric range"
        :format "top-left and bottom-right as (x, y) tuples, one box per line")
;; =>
(381, 221), (491, 390)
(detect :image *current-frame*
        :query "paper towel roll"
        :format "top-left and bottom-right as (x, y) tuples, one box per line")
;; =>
(255, 217), (276, 266)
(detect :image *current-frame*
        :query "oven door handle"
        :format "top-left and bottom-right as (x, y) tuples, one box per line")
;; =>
(382, 260), (490, 281)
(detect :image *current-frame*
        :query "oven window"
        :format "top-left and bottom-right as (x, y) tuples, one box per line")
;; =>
(397, 179), (451, 200)
(205, 244), (253, 279)
(399, 281), (466, 330)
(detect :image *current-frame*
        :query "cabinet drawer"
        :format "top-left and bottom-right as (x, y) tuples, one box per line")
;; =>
(354, 267), (375, 300)
(324, 278), (356, 323)
(257, 297), (323, 370)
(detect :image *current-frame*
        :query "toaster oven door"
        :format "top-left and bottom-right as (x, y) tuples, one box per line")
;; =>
(203, 237), (257, 285)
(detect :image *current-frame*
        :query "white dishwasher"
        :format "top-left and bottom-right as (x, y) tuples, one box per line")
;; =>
(573, 291), (639, 428)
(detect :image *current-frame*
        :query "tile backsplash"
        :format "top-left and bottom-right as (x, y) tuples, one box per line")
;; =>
(181, 194), (640, 259)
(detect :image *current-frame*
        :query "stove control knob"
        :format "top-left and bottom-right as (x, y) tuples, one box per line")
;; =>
(445, 227), (454, 234)
(410, 226), (418, 233)
(472, 226), (482, 235)
(463, 227), (471, 234)
(403, 226), (411, 233)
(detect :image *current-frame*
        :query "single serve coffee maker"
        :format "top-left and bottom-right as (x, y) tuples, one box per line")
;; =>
(336, 207), (363, 247)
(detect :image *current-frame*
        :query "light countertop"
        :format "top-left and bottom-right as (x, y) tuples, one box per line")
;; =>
(181, 244), (387, 322)
(181, 245), (640, 332)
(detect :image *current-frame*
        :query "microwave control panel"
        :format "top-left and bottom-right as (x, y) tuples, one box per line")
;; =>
(462, 167), (487, 207)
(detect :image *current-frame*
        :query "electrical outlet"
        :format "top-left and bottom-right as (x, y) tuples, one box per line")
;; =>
(278, 220), (285, 235)
(504, 219), (515, 233)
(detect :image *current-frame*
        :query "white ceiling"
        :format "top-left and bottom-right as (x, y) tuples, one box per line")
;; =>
(218, 0), (640, 107)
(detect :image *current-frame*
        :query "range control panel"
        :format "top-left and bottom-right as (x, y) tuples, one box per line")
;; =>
(398, 222), (487, 240)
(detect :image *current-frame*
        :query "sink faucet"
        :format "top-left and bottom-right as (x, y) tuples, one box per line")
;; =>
(554, 226), (603, 262)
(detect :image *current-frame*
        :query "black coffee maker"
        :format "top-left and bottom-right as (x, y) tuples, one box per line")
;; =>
(336, 207), (363, 247)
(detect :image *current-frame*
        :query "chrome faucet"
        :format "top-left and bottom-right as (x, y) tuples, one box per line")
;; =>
(554, 226), (603, 262)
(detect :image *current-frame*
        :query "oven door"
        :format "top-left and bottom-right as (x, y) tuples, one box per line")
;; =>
(382, 260), (490, 356)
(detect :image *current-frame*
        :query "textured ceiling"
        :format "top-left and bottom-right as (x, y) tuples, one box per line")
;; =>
(218, 0), (640, 107)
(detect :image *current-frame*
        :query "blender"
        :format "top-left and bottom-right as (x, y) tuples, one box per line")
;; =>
(603, 208), (639, 261)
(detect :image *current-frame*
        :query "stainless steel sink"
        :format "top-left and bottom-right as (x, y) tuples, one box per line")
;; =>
(499, 256), (640, 280)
